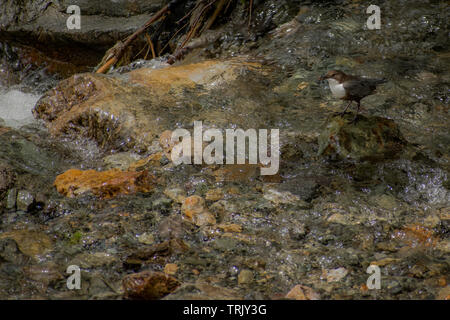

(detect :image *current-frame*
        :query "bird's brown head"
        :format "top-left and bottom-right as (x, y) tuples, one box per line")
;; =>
(319, 70), (347, 82)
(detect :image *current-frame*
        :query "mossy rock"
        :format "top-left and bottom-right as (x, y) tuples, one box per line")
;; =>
(318, 114), (407, 161)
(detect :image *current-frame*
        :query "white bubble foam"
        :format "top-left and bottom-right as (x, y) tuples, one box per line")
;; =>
(0, 88), (40, 128)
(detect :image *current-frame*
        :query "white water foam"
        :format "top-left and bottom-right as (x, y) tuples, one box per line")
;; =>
(0, 88), (40, 128)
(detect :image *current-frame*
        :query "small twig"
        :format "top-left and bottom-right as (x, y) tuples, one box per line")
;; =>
(158, 20), (189, 56)
(96, 0), (184, 73)
(145, 33), (156, 59)
(202, 0), (227, 32)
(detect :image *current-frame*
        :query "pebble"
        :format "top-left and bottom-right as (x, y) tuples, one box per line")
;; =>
(6, 188), (17, 209)
(16, 190), (34, 211)
(285, 284), (320, 300)
(123, 271), (180, 300)
(238, 269), (254, 285)
(164, 263), (178, 275)
(323, 267), (348, 283)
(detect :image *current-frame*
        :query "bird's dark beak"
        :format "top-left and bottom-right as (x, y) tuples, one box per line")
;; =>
(318, 75), (325, 81)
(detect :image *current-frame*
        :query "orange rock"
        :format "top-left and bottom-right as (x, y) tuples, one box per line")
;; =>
(393, 223), (438, 248)
(181, 195), (216, 226)
(360, 284), (369, 292)
(164, 263), (178, 275)
(127, 153), (163, 171)
(54, 168), (156, 199)
(122, 271), (180, 300)
(285, 284), (320, 300)
(181, 195), (206, 219)
(438, 277), (447, 287)
(218, 224), (242, 233)
(159, 130), (174, 152)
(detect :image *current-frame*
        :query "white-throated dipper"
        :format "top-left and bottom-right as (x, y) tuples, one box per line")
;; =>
(319, 70), (386, 122)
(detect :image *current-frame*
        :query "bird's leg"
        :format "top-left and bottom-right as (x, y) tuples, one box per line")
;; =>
(339, 101), (352, 117)
(351, 101), (361, 123)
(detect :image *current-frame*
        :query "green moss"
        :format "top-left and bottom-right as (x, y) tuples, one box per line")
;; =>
(69, 231), (83, 245)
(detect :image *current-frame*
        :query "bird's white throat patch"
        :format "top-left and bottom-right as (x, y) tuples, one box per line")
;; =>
(327, 78), (346, 99)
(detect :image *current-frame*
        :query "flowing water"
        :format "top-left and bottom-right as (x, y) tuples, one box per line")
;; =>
(0, 0), (449, 300)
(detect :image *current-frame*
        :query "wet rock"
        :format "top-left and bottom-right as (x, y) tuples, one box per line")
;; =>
(0, 238), (29, 265)
(263, 188), (308, 207)
(322, 267), (348, 283)
(164, 281), (242, 300)
(5, 188), (17, 210)
(164, 188), (186, 204)
(1, 1), (166, 46)
(205, 188), (224, 201)
(122, 271), (180, 300)
(0, 162), (16, 199)
(318, 115), (407, 161)
(392, 224), (438, 249)
(128, 153), (165, 171)
(33, 60), (266, 152)
(126, 239), (189, 268)
(103, 152), (142, 170)
(137, 233), (155, 245)
(23, 262), (64, 288)
(213, 164), (259, 182)
(285, 284), (320, 300)
(217, 224), (243, 233)
(164, 263), (178, 276)
(278, 175), (321, 202)
(152, 197), (173, 213)
(16, 190), (35, 212)
(181, 195), (216, 226)
(54, 168), (156, 199)
(238, 269), (254, 285)
(158, 215), (188, 240)
(436, 286), (450, 300)
(71, 252), (117, 268)
(0, 230), (53, 259)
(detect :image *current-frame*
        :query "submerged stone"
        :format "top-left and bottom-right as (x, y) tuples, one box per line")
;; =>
(16, 190), (35, 212)
(122, 271), (180, 300)
(318, 114), (407, 161)
(0, 230), (53, 259)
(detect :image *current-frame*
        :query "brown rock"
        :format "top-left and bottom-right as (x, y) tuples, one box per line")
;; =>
(126, 239), (189, 267)
(285, 284), (320, 300)
(0, 230), (53, 259)
(392, 223), (438, 248)
(181, 195), (216, 226)
(238, 269), (254, 285)
(213, 164), (259, 182)
(217, 224), (242, 233)
(54, 168), (156, 198)
(164, 263), (178, 275)
(0, 162), (16, 198)
(123, 271), (180, 300)
(33, 60), (265, 152)
(205, 188), (224, 201)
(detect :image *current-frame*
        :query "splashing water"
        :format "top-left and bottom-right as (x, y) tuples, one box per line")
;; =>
(0, 87), (40, 128)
